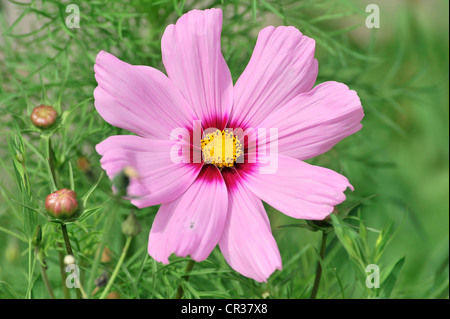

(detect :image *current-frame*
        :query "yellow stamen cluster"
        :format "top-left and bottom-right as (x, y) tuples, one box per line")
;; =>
(201, 130), (243, 168)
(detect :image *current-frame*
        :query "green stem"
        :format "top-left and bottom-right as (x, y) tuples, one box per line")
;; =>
(61, 224), (73, 255)
(86, 198), (119, 296)
(60, 224), (82, 299)
(74, 273), (88, 299)
(99, 236), (132, 299)
(175, 260), (195, 299)
(0, 225), (27, 242)
(43, 135), (59, 191)
(310, 230), (328, 299)
(36, 247), (55, 299)
(26, 240), (33, 299)
(57, 243), (71, 299)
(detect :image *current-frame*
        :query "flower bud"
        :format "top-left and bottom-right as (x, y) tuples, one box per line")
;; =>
(32, 225), (42, 247)
(121, 211), (141, 237)
(101, 246), (112, 263)
(45, 188), (79, 219)
(15, 151), (24, 163)
(30, 105), (57, 129)
(107, 292), (120, 299)
(76, 156), (90, 172)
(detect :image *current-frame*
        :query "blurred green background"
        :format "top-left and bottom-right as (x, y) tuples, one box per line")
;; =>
(0, 0), (448, 299)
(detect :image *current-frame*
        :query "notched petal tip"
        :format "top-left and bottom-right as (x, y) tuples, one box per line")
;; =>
(230, 22), (318, 128)
(95, 49), (112, 63)
(171, 7), (223, 33)
(148, 242), (170, 265)
(180, 7), (223, 20)
(94, 50), (111, 73)
(161, 6), (232, 129)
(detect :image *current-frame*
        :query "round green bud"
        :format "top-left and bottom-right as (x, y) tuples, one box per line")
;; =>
(121, 211), (142, 237)
(33, 225), (42, 247)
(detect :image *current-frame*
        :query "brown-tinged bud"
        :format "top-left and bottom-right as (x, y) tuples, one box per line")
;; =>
(106, 291), (120, 299)
(30, 105), (57, 129)
(45, 188), (79, 219)
(121, 211), (141, 237)
(76, 156), (90, 172)
(101, 246), (112, 263)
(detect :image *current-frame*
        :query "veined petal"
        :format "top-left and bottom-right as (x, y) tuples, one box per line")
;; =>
(219, 170), (282, 282)
(230, 26), (318, 129)
(259, 81), (364, 160)
(161, 8), (233, 129)
(96, 135), (201, 208)
(148, 165), (228, 263)
(94, 50), (196, 140)
(241, 155), (353, 220)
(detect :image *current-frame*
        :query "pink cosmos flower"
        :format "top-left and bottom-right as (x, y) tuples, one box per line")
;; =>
(94, 8), (364, 282)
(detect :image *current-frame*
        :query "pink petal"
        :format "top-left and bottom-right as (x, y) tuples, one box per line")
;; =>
(219, 170), (282, 282)
(96, 135), (201, 208)
(229, 26), (318, 129)
(161, 8), (233, 129)
(259, 81), (364, 160)
(241, 155), (353, 220)
(94, 50), (196, 140)
(148, 165), (228, 263)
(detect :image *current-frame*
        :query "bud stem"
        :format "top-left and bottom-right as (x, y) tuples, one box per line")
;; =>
(36, 246), (55, 299)
(99, 236), (133, 299)
(310, 230), (328, 299)
(57, 243), (71, 299)
(61, 224), (74, 256)
(43, 135), (59, 191)
(86, 197), (120, 296)
(60, 224), (83, 299)
(25, 240), (33, 299)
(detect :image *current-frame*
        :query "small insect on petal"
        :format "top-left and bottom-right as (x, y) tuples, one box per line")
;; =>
(121, 211), (142, 237)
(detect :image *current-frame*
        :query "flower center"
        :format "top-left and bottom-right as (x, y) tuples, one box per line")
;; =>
(201, 129), (243, 168)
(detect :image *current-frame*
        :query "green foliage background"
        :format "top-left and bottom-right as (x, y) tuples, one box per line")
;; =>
(0, 0), (448, 299)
